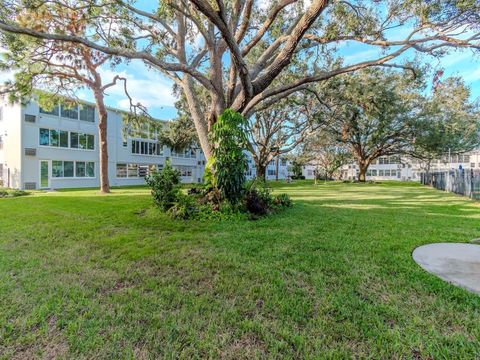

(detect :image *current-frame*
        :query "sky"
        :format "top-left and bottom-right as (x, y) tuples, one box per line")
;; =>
(0, 15), (479, 120)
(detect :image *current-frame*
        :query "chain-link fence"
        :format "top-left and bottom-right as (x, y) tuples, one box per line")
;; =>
(420, 169), (480, 200)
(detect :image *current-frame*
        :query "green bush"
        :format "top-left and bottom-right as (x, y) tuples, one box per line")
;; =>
(273, 193), (292, 208)
(244, 183), (292, 217)
(168, 193), (199, 220)
(0, 189), (29, 198)
(145, 161), (181, 211)
(10, 190), (29, 197)
(208, 109), (248, 204)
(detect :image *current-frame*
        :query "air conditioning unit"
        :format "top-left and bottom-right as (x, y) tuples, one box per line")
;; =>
(24, 115), (36, 123)
(24, 182), (36, 190)
(24, 148), (37, 156)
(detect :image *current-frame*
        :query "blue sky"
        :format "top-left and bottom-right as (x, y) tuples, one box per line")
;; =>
(1, 13), (478, 120)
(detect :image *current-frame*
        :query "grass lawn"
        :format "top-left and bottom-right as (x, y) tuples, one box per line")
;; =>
(1, 181), (479, 359)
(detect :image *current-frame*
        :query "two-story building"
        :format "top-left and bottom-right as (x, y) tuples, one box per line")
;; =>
(0, 98), (205, 190)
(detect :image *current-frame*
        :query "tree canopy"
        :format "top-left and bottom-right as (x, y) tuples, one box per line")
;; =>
(1, 0), (479, 160)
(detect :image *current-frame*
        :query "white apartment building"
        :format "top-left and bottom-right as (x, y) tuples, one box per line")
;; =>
(0, 98), (292, 190)
(0, 98), (206, 190)
(340, 156), (414, 181)
(302, 153), (480, 182)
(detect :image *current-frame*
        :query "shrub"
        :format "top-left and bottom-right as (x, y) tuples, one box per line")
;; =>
(291, 175), (306, 180)
(10, 190), (29, 197)
(273, 193), (292, 208)
(208, 109), (248, 204)
(168, 193), (198, 220)
(244, 183), (292, 217)
(244, 189), (270, 216)
(145, 161), (181, 211)
(0, 189), (29, 198)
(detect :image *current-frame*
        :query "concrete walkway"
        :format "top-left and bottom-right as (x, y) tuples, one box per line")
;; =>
(412, 243), (480, 295)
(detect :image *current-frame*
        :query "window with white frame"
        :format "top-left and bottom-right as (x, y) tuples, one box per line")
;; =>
(171, 148), (196, 158)
(39, 128), (95, 150)
(40, 104), (95, 122)
(131, 140), (163, 156)
(268, 169), (276, 176)
(117, 163), (161, 178)
(379, 169), (384, 176)
(51, 161), (94, 178)
(175, 166), (194, 177)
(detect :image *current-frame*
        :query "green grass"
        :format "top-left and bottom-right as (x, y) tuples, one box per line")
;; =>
(0, 181), (479, 358)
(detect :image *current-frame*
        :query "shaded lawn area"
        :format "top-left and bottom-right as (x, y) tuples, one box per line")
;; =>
(0, 181), (479, 359)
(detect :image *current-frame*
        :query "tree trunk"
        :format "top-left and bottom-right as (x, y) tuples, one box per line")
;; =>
(93, 90), (110, 194)
(256, 163), (267, 182)
(358, 163), (368, 182)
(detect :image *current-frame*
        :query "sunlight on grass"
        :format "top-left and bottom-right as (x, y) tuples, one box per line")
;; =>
(0, 180), (479, 358)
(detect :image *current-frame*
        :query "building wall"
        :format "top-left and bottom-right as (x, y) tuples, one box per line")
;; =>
(0, 98), (205, 190)
(0, 101), (22, 188)
(1, 98), (292, 190)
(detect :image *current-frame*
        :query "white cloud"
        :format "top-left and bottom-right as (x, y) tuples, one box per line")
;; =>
(99, 60), (177, 111)
(460, 67), (480, 83)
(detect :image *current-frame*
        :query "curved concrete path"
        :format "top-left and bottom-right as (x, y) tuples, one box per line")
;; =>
(413, 243), (480, 295)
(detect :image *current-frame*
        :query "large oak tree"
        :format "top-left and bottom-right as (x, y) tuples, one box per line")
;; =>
(0, 0), (479, 161)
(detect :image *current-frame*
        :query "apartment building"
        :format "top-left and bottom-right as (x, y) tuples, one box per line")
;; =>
(0, 98), (293, 190)
(0, 98), (206, 190)
(302, 153), (480, 182)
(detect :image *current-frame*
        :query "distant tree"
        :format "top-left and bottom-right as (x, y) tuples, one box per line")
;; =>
(247, 94), (321, 181)
(410, 77), (480, 175)
(324, 69), (420, 182)
(302, 132), (351, 183)
(158, 95), (199, 153)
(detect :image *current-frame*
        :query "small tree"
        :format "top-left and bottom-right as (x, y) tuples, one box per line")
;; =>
(208, 109), (248, 204)
(145, 161), (181, 211)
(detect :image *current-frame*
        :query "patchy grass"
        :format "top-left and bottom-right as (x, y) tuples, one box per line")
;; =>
(0, 181), (479, 358)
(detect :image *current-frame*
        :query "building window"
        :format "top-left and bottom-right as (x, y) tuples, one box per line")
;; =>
(75, 162), (86, 177)
(39, 128), (49, 146)
(175, 166), (193, 177)
(52, 161), (64, 177)
(131, 140), (163, 156)
(117, 163), (159, 178)
(379, 170), (384, 176)
(64, 161), (74, 177)
(268, 169), (276, 176)
(51, 161), (90, 178)
(128, 163), (138, 177)
(171, 148), (196, 158)
(471, 163), (476, 168)
(60, 105), (79, 120)
(79, 104), (95, 122)
(40, 129), (94, 150)
(39, 105), (60, 116)
(50, 129), (59, 147)
(116, 163), (127, 177)
(384, 169), (391, 176)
